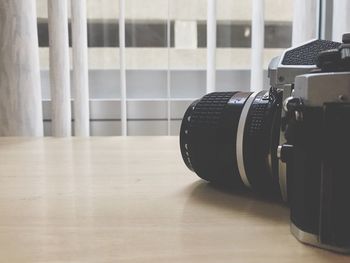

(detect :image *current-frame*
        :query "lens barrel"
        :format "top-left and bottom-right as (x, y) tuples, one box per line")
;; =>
(180, 90), (282, 196)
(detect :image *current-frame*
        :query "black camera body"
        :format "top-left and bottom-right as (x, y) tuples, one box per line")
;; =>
(180, 34), (350, 253)
(281, 63), (350, 252)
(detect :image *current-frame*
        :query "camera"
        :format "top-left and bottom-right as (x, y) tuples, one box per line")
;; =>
(179, 33), (350, 253)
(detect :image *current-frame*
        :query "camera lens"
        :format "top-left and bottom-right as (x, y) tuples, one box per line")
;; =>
(180, 90), (282, 196)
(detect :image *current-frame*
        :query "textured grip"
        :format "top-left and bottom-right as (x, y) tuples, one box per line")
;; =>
(248, 103), (268, 135)
(282, 40), (341, 65)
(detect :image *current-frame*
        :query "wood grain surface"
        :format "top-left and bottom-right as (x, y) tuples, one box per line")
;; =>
(0, 137), (349, 262)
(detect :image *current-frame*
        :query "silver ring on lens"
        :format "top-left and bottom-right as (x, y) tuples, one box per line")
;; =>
(236, 91), (260, 189)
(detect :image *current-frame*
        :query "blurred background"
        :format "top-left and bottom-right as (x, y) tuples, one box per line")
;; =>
(0, 0), (347, 136)
(37, 0), (293, 136)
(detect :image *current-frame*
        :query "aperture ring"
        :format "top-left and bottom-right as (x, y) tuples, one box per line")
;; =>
(236, 91), (260, 188)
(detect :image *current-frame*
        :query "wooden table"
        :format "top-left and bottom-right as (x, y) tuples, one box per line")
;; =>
(0, 137), (348, 262)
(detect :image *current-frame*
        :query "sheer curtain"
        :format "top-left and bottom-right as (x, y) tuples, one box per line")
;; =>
(0, 0), (43, 136)
(292, 0), (318, 46)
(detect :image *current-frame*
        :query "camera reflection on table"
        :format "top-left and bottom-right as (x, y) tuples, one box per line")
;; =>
(184, 181), (289, 224)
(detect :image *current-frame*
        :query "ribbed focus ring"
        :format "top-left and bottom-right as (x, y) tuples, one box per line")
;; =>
(180, 92), (251, 187)
(190, 92), (235, 183)
(190, 92), (236, 128)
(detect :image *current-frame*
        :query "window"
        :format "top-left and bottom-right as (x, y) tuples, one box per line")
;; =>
(36, 0), (308, 136)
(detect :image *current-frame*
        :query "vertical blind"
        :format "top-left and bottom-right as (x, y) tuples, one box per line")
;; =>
(250, 0), (265, 92)
(206, 0), (216, 94)
(48, 0), (72, 137)
(1, 0), (349, 136)
(119, 0), (127, 136)
(72, 0), (90, 136)
(332, 0), (350, 42)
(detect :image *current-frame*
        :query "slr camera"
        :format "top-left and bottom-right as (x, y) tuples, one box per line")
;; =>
(179, 33), (350, 253)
